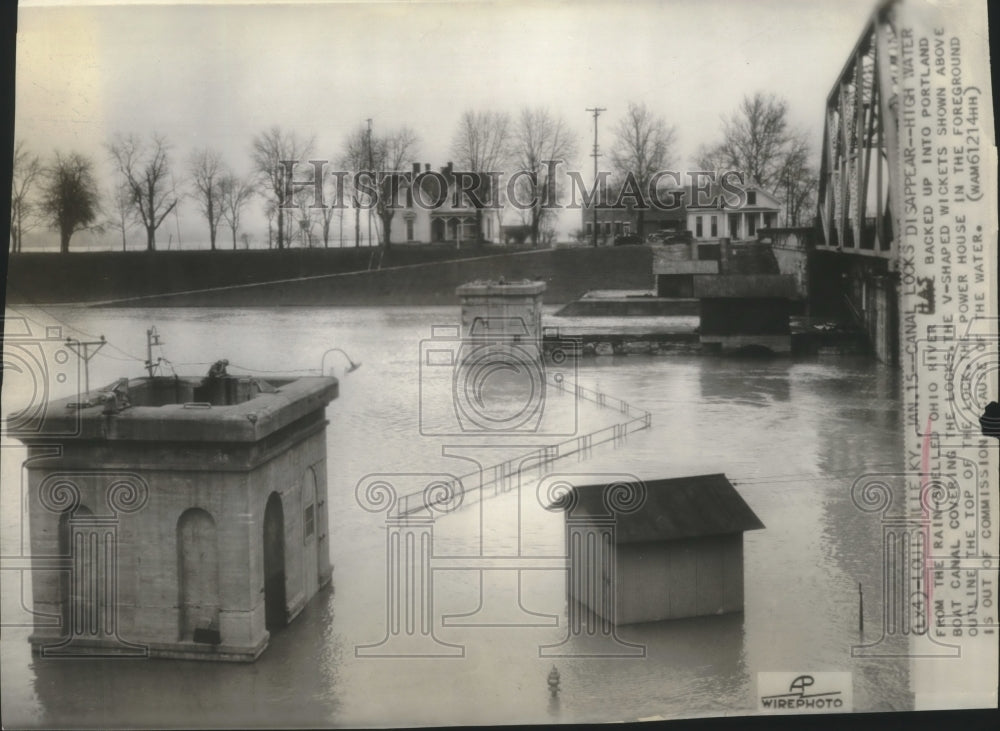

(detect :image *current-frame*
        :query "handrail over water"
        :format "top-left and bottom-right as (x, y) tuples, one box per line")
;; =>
(394, 375), (653, 518)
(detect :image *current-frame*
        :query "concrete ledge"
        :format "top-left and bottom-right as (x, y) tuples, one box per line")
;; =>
(700, 334), (792, 354)
(652, 260), (719, 275)
(693, 274), (798, 299)
(28, 634), (269, 662)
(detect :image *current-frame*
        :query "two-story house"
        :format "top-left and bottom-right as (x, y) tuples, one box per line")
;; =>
(687, 185), (781, 241)
(388, 162), (497, 246)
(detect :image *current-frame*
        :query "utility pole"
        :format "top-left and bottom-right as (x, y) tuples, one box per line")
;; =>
(144, 327), (165, 378)
(367, 118), (374, 248)
(586, 107), (606, 247)
(65, 336), (106, 395)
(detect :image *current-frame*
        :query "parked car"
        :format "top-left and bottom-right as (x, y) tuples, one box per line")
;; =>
(646, 230), (692, 245)
(613, 234), (641, 246)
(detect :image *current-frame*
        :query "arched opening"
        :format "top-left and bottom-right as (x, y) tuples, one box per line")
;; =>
(302, 468), (319, 598)
(58, 505), (94, 637)
(263, 492), (286, 631)
(177, 508), (221, 641)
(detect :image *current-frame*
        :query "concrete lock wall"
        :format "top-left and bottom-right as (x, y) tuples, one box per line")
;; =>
(457, 281), (545, 340)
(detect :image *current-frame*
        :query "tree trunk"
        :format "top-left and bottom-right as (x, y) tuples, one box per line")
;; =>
(60, 228), (71, 253)
(146, 225), (156, 251)
(121, 226), (127, 251)
(208, 199), (216, 250)
(381, 213), (393, 252)
(232, 226), (238, 250)
(354, 205), (360, 247)
(475, 208), (484, 248)
(276, 207), (285, 249)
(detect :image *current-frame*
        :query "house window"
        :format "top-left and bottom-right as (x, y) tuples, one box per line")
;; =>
(406, 219), (414, 241)
(585, 222), (593, 236)
(604, 222), (612, 235)
(304, 504), (315, 540)
(747, 191), (757, 205)
(623, 222), (631, 235)
(710, 215), (718, 237)
(695, 216), (703, 238)
(748, 214), (757, 237)
(615, 221), (623, 235)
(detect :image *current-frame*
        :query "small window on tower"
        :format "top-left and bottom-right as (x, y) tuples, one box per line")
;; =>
(304, 504), (315, 540)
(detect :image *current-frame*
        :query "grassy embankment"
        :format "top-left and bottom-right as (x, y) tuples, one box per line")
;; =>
(5, 245), (654, 307)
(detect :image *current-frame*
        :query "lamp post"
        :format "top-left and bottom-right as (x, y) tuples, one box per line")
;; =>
(320, 347), (362, 376)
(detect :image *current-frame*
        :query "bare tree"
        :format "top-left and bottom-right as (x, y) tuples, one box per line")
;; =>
(107, 133), (179, 251)
(11, 140), (42, 253)
(107, 177), (139, 251)
(292, 188), (316, 247)
(41, 151), (102, 253)
(374, 127), (419, 250)
(316, 165), (342, 248)
(512, 107), (578, 247)
(250, 126), (314, 250)
(610, 102), (677, 240)
(696, 92), (817, 224)
(451, 110), (510, 247)
(219, 173), (255, 250)
(189, 148), (225, 250)
(340, 125), (370, 248)
(264, 200), (276, 249)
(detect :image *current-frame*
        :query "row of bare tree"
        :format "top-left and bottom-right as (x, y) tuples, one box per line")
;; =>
(9, 92), (817, 253)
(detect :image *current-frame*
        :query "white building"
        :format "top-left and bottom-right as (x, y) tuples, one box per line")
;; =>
(687, 186), (781, 241)
(387, 163), (498, 247)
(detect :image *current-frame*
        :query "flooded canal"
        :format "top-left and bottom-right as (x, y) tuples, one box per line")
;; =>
(1, 305), (910, 726)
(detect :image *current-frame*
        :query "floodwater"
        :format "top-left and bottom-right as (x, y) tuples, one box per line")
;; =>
(1, 305), (910, 727)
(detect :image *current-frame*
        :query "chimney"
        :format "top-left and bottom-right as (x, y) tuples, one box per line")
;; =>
(425, 163), (430, 172)
(412, 162), (420, 176)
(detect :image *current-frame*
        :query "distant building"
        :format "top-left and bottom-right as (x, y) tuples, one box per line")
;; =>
(688, 186), (781, 241)
(388, 162), (498, 246)
(580, 186), (688, 242)
(566, 474), (764, 624)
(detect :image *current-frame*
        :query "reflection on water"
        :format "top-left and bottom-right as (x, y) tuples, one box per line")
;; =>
(1, 305), (911, 726)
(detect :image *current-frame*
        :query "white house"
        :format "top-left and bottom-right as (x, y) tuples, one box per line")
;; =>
(387, 162), (499, 247)
(687, 186), (781, 241)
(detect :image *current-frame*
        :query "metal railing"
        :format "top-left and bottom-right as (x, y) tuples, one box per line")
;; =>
(393, 376), (653, 518)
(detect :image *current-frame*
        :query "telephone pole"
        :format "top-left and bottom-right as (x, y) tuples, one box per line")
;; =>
(586, 107), (606, 247)
(65, 336), (106, 395)
(366, 118), (374, 248)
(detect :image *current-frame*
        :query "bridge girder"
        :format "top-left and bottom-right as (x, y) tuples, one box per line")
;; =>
(817, 3), (902, 265)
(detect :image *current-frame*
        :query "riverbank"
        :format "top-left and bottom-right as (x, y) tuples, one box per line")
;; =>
(4, 245), (654, 307)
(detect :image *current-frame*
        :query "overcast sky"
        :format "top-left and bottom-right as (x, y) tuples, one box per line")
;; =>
(15, 0), (880, 249)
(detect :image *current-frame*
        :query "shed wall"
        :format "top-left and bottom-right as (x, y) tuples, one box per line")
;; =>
(613, 534), (744, 624)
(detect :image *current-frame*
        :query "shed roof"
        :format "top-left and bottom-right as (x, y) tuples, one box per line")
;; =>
(567, 473), (764, 543)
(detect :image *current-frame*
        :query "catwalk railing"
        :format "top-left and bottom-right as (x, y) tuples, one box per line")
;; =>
(393, 376), (653, 518)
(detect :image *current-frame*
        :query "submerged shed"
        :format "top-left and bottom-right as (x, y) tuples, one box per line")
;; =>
(567, 474), (764, 624)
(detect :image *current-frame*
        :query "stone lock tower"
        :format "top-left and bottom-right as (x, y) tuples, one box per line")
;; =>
(12, 371), (338, 661)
